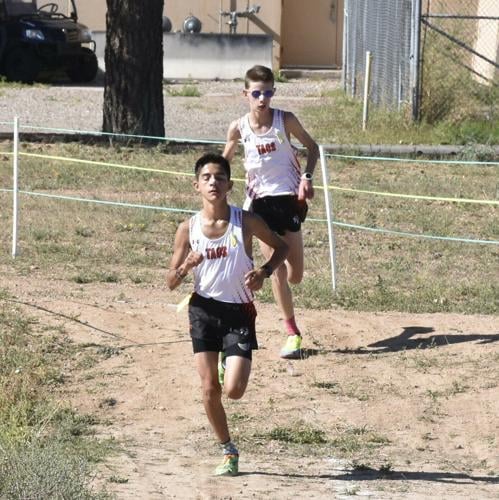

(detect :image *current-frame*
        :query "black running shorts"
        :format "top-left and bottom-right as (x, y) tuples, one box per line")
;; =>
(188, 292), (258, 360)
(251, 194), (308, 236)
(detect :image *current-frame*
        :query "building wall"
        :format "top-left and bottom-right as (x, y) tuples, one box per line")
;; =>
(92, 31), (273, 80)
(75, 0), (343, 70)
(473, 0), (499, 83)
(427, 0), (498, 83)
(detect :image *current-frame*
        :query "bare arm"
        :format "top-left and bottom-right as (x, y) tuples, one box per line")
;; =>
(284, 111), (319, 200)
(166, 221), (203, 290)
(242, 212), (288, 291)
(222, 119), (241, 161)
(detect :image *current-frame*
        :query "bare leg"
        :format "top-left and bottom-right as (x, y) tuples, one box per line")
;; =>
(259, 230), (304, 320)
(194, 351), (230, 443)
(224, 355), (251, 400)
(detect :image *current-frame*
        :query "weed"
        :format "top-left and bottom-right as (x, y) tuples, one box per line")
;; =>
(229, 413), (251, 423)
(76, 226), (94, 238)
(109, 475), (128, 483)
(165, 84), (201, 97)
(259, 422), (327, 445)
(273, 70), (289, 83)
(331, 426), (390, 455)
(343, 485), (360, 495)
(312, 381), (338, 390)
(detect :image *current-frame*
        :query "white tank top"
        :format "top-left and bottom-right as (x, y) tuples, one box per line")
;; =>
(238, 109), (301, 201)
(189, 205), (254, 304)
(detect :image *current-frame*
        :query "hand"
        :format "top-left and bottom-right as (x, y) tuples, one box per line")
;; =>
(298, 179), (314, 200)
(183, 250), (204, 271)
(244, 268), (266, 291)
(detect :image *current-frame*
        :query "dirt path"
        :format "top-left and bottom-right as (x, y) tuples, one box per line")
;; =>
(4, 274), (498, 499)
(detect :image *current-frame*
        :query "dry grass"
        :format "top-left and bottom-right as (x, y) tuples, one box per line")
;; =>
(1, 140), (497, 314)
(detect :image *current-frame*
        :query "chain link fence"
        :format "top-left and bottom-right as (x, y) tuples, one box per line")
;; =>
(420, 0), (499, 125)
(343, 0), (499, 128)
(342, 0), (419, 115)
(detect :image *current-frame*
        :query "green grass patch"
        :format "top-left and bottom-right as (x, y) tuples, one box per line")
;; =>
(302, 88), (498, 147)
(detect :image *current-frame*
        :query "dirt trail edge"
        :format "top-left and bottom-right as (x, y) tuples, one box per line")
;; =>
(5, 275), (498, 499)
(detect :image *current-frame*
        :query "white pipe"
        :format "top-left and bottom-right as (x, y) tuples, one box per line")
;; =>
(12, 117), (19, 258)
(319, 145), (337, 292)
(362, 50), (372, 131)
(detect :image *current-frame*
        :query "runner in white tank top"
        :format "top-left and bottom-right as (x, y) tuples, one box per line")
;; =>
(223, 65), (319, 360)
(189, 205), (254, 304)
(239, 109), (301, 202)
(168, 153), (288, 477)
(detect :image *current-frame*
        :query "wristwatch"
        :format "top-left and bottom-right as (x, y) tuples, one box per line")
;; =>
(261, 263), (273, 278)
(301, 172), (313, 181)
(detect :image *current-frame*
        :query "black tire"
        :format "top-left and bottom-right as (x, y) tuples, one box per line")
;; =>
(66, 47), (98, 83)
(5, 48), (41, 84)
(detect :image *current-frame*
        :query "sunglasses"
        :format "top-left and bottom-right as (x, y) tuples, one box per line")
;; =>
(249, 89), (274, 99)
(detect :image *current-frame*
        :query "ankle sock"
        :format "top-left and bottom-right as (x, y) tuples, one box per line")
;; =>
(284, 316), (301, 336)
(221, 440), (238, 456)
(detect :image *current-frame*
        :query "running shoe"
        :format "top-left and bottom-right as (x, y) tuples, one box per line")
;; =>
(280, 334), (302, 359)
(218, 351), (226, 385)
(214, 453), (239, 476)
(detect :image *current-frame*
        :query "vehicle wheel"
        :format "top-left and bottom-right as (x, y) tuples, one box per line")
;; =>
(5, 48), (41, 84)
(66, 48), (98, 83)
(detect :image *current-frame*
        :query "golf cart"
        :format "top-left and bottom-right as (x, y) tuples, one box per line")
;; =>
(0, 0), (98, 83)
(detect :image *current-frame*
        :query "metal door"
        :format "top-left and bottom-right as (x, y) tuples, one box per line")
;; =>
(281, 0), (343, 68)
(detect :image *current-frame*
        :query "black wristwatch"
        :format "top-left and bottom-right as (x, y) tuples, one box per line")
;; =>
(261, 263), (273, 278)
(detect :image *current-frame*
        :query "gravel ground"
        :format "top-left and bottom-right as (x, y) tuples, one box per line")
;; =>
(0, 78), (340, 142)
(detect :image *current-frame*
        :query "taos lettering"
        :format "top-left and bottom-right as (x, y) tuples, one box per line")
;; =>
(206, 246), (228, 259)
(256, 142), (276, 155)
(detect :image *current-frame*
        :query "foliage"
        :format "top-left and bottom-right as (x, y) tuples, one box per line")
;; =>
(165, 84), (201, 97)
(0, 298), (112, 498)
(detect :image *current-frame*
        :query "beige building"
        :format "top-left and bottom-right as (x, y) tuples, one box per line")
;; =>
(74, 0), (344, 70)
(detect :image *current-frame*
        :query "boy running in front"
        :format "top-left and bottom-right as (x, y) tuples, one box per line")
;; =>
(167, 153), (288, 476)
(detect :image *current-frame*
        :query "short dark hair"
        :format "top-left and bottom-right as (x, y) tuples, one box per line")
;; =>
(194, 153), (231, 180)
(245, 65), (274, 88)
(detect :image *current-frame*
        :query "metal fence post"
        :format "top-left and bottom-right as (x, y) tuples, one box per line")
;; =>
(342, 0), (349, 92)
(410, 0), (422, 121)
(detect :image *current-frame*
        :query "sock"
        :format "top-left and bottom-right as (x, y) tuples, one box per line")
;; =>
(220, 439), (238, 456)
(284, 316), (301, 336)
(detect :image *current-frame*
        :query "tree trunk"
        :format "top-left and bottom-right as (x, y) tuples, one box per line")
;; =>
(103, 0), (165, 139)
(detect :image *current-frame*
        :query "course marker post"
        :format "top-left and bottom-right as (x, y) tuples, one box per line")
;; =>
(12, 117), (19, 258)
(319, 145), (338, 292)
(362, 51), (373, 131)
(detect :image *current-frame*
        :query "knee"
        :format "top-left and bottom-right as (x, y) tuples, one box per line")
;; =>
(276, 262), (302, 285)
(201, 382), (222, 403)
(225, 384), (245, 400)
(272, 263), (288, 284)
(287, 269), (303, 285)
